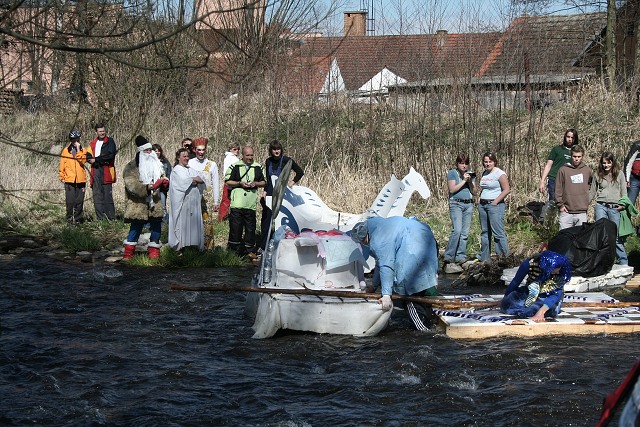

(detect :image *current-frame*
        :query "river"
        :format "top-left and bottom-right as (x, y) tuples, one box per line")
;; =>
(1, 255), (638, 426)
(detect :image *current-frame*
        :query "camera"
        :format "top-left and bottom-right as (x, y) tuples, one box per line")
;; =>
(468, 172), (476, 178)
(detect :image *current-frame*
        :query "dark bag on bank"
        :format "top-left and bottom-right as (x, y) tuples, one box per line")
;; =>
(547, 218), (617, 277)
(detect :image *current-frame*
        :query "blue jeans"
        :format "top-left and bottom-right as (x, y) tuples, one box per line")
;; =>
(546, 178), (556, 202)
(127, 219), (162, 243)
(444, 200), (474, 262)
(594, 203), (628, 265)
(477, 202), (509, 261)
(160, 191), (169, 224)
(628, 174), (640, 206)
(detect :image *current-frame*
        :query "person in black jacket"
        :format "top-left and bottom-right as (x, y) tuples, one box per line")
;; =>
(259, 140), (305, 249)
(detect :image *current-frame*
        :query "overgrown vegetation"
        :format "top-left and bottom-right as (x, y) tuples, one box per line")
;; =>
(2, 83), (640, 267)
(127, 246), (246, 268)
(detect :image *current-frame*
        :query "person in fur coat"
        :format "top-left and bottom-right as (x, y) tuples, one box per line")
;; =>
(122, 135), (169, 259)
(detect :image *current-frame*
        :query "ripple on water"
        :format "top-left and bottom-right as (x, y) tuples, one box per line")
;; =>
(1, 256), (639, 426)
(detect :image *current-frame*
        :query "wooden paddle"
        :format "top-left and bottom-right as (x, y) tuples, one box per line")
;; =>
(169, 285), (640, 310)
(169, 284), (495, 308)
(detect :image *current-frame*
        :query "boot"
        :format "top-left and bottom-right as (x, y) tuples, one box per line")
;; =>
(148, 241), (161, 259)
(122, 242), (137, 260)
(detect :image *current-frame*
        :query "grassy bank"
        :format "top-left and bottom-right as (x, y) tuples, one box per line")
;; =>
(1, 83), (640, 268)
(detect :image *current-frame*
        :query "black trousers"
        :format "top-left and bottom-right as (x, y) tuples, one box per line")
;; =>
(405, 302), (435, 331)
(228, 208), (257, 254)
(64, 182), (86, 224)
(259, 197), (272, 249)
(405, 289), (436, 331)
(92, 168), (115, 220)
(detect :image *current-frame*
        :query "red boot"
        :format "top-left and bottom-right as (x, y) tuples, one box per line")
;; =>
(122, 242), (137, 260)
(148, 242), (161, 259)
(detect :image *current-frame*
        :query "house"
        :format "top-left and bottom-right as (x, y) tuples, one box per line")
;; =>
(278, 12), (607, 108)
(0, 1), (610, 111)
(574, 0), (640, 85)
(279, 23), (501, 98)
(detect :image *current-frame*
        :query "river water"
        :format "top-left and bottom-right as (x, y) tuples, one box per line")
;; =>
(1, 255), (638, 426)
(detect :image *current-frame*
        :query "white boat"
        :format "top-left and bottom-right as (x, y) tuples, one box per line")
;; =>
(244, 234), (392, 338)
(244, 168), (431, 338)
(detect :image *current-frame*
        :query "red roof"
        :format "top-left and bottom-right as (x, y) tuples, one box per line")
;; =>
(285, 32), (501, 93)
(477, 13), (606, 77)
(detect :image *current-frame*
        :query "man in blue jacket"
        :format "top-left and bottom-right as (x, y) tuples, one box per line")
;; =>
(351, 216), (438, 330)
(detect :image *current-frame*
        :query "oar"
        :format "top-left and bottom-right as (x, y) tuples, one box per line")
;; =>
(169, 285), (499, 308)
(169, 285), (640, 310)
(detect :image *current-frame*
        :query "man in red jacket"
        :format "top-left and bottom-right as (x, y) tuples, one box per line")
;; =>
(87, 123), (117, 220)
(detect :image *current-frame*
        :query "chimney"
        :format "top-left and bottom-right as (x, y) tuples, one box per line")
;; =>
(436, 29), (448, 46)
(344, 11), (367, 37)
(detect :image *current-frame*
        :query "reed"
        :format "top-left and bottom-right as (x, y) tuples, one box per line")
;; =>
(1, 82), (638, 259)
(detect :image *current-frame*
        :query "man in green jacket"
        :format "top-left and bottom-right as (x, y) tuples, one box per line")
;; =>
(225, 146), (266, 257)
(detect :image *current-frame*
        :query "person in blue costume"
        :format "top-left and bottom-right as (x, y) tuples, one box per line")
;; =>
(350, 216), (439, 331)
(500, 250), (572, 322)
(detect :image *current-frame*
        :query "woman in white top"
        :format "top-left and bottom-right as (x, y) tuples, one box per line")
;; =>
(477, 151), (510, 261)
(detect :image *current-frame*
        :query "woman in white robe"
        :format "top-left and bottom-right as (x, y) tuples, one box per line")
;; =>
(169, 148), (205, 250)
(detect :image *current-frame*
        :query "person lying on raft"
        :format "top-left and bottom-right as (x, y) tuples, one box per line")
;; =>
(350, 217), (439, 331)
(500, 250), (572, 322)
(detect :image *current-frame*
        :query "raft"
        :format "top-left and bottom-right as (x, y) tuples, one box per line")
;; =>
(436, 292), (640, 339)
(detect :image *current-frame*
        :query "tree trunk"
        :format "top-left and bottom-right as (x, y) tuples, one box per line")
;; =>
(606, 0), (617, 91)
(631, 6), (640, 108)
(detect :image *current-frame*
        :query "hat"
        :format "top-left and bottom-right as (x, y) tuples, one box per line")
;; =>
(135, 135), (152, 152)
(193, 137), (208, 148)
(350, 221), (368, 244)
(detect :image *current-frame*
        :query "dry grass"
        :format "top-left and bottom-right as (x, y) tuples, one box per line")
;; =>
(1, 83), (639, 259)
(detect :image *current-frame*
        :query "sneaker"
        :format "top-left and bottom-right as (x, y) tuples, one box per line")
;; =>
(445, 263), (463, 274)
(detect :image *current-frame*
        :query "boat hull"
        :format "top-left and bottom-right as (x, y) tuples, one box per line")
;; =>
(245, 291), (391, 338)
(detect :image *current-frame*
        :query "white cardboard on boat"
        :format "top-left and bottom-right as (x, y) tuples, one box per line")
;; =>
(501, 264), (634, 292)
(245, 169), (431, 338)
(245, 236), (391, 338)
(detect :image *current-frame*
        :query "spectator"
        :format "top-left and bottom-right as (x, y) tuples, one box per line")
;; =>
(152, 143), (172, 224)
(218, 142), (240, 222)
(555, 145), (592, 230)
(477, 151), (510, 261)
(539, 128), (578, 201)
(122, 136), (168, 260)
(180, 137), (195, 159)
(589, 152), (628, 265)
(86, 123), (117, 220)
(59, 130), (88, 225)
(501, 250), (572, 322)
(260, 140), (305, 249)
(624, 139), (640, 206)
(443, 153), (475, 273)
(169, 148), (205, 251)
(188, 137), (220, 249)
(225, 146), (266, 257)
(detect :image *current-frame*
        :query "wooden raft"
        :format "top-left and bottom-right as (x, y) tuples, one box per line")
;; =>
(436, 293), (640, 339)
(625, 274), (640, 289)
